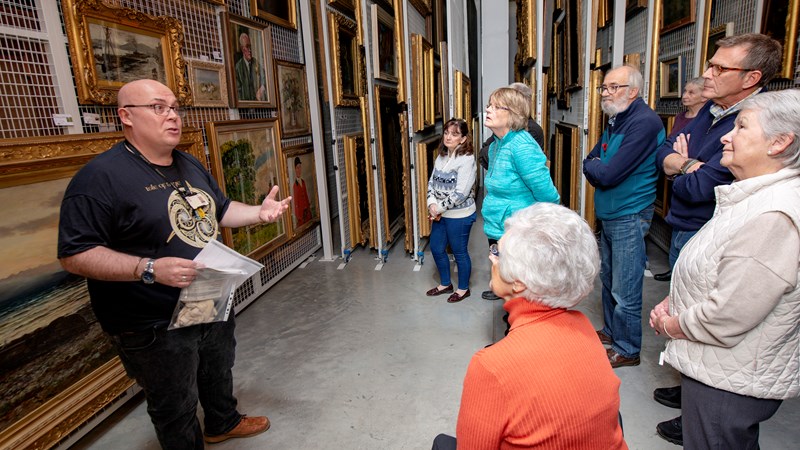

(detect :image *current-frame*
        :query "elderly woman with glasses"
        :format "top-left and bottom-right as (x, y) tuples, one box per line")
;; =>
(425, 118), (477, 303)
(432, 203), (627, 450)
(481, 87), (559, 302)
(649, 89), (800, 449)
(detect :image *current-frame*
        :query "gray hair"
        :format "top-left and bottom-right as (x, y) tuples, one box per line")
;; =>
(609, 65), (644, 97)
(508, 82), (532, 100)
(739, 89), (800, 170)
(685, 77), (705, 90)
(716, 33), (782, 87)
(498, 203), (599, 308)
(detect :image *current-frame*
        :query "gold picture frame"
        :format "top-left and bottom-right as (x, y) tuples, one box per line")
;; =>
(62, 0), (191, 106)
(393, 0), (408, 103)
(328, 0), (356, 11)
(343, 130), (375, 247)
(188, 60), (229, 108)
(416, 135), (441, 237)
(328, 12), (363, 107)
(283, 146), (320, 237)
(0, 129), (203, 450)
(250, 0), (297, 30)
(659, 57), (683, 98)
(275, 60), (312, 138)
(372, 4), (398, 81)
(553, 123), (579, 211)
(411, 34), (435, 131)
(205, 119), (288, 260)
(222, 12), (277, 108)
(661, 0), (696, 34)
(699, 22), (734, 71)
(453, 70), (471, 121)
(761, 0), (799, 80)
(515, 0), (537, 68)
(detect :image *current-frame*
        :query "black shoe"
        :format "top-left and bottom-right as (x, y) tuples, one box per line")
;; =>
(653, 385), (681, 409)
(481, 290), (501, 300)
(654, 270), (672, 282)
(656, 416), (683, 446)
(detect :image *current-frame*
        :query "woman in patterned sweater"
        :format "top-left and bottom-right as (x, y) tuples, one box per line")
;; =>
(425, 118), (477, 303)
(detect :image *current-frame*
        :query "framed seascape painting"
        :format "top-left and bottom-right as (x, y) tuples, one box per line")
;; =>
(250, 0), (297, 29)
(275, 60), (312, 138)
(284, 147), (320, 236)
(206, 119), (288, 259)
(62, 0), (191, 106)
(188, 60), (228, 108)
(0, 129), (204, 450)
(222, 12), (277, 108)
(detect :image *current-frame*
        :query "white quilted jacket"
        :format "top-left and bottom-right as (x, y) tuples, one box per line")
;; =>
(664, 168), (800, 399)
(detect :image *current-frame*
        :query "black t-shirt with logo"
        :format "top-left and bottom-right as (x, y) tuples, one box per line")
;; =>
(58, 141), (230, 334)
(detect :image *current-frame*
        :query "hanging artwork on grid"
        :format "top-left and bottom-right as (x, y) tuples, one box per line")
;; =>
(188, 60), (229, 108)
(62, 0), (191, 105)
(275, 60), (312, 138)
(659, 57), (683, 99)
(328, 12), (363, 107)
(222, 13), (277, 108)
(372, 4), (398, 81)
(251, 0), (297, 29)
(284, 147), (320, 236)
(206, 119), (288, 259)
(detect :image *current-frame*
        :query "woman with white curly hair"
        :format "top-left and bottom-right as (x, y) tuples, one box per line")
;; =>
(432, 203), (627, 450)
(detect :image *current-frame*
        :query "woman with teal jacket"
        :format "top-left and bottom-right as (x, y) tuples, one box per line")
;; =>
(482, 87), (560, 300)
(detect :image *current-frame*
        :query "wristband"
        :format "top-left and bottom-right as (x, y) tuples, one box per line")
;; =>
(662, 318), (676, 340)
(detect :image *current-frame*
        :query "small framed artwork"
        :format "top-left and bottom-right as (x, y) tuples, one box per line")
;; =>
(372, 4), (398, 82)
(328, 12), (362, 107)
(284, 147), (320, 236)
(188, 60), (228, 108)
(205, 119), (288, 259)
(222, 12), (277, 108)
(250, 0), (297, 30)
(659, 57), (682, 99)
(62, 0), (191, 105)
(700, 22), (734, 69)
(275, 60), (312, 138)
(661, 0), (696, 34)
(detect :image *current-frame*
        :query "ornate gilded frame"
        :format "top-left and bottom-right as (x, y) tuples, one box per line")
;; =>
(659, 57), (683, 99)
(62, 0), (191, 106)
(188, 60), (229, 108)
(250, 0), (297, 30)
(761, 0), (799, 79)
(415, 134), (441, 237)
(411, 34), (434, 131)
(343, 130), (374, 247)
(283, 145), (320, 238)
(328, 12), (362, 107)
(453, 70), (471, 121)
(275, 60), (312, 138)
(661, 0), (696, 34)
(515, 0), (536, 70)
(393, 0), (407, 102)
(372, 4), (398, 82)
(0, 129), (203, 450)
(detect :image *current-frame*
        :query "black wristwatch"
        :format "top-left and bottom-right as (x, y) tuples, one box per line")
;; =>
(142, 258), (156, 284)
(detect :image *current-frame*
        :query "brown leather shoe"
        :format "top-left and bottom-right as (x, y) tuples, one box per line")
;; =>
(447, 289), (470, 303)
(426, 284), (453, 296)
(607, 348), (640, 368)
(204, 415), (270, 444)
(596, 329), (613, 346)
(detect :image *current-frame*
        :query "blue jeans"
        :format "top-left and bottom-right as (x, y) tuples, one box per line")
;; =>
(668, 229), (697, 268)
(599, 205), (653, 358)
(430, 212), (476, 290)
(111, 317), (242, 450)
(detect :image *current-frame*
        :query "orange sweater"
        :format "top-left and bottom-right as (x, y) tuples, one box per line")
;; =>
(456, 298), (627, 450)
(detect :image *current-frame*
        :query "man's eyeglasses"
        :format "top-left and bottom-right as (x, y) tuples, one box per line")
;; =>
(123, 104), (186, 118)
(487, 103), (510, 111)
(704, 61), (754, 77)
(596, 84), (630, 94)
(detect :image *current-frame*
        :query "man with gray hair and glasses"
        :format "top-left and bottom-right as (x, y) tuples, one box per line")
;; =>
(583, 65), (665, 369)
(651, 33), (783, 447)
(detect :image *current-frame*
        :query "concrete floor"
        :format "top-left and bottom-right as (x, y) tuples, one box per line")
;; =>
(71, 216), (799, 449)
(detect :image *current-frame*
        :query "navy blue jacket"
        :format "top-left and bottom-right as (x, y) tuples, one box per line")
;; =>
(656, 101), (736, 231)
(584, 98), (665, 220)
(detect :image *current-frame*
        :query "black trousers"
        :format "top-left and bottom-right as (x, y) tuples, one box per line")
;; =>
(682, 374), (782, 450)
(431, 433), (457, 450)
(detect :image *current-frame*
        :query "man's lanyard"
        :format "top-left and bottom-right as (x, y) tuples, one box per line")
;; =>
(124, 141), (208, 219)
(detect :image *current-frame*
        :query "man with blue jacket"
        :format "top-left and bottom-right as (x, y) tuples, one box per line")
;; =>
(583, 65), (665, 369)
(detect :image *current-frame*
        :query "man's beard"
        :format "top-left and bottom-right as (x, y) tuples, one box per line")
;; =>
(601, 96), (630, 116)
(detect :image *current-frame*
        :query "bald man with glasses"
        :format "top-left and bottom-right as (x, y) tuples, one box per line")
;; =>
(651, 33), (783, 447)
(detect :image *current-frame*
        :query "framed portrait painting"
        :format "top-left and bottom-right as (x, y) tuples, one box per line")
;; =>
(328, 12), (362, 107)
(275, 60), (312, 138)
(206, 119), (288, 259)
(659, 57), (682, 98)
(250, 0), (297, 29)
(222, 12), (277, 108)
(284, 148), (320, 236)
(62, 0), (191, 105)
(188, 60), (228, 108)
(372, 4), (398, 81)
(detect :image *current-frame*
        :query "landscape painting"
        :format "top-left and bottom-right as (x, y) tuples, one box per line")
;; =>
(89, 19), (167, 88)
